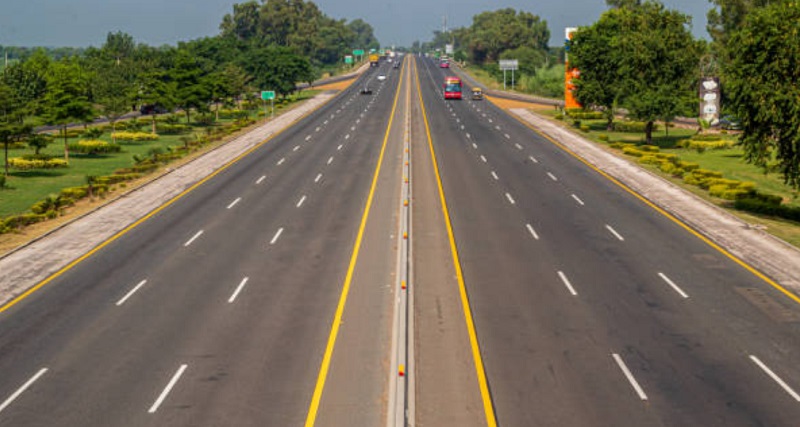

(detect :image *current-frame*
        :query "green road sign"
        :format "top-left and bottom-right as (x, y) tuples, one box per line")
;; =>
(344, 55), (354, 64)
(261, 91), (275, 101)
(353, 49), (364, 56)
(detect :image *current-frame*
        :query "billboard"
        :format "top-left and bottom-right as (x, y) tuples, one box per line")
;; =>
(699, 77), (721, 125)
(564, 27), (581, 109)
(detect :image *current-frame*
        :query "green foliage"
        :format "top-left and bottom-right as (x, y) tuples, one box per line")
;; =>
(735, 197), (800, 223)
(68, 140), (122, 154)
(83, 127), (104, 139)
(613, 121), (658, 133)
(724, 1), (800, 189)
(466, 8), (550, 63)
(112, 132), (159, 142)
(8, 157), (69, 169)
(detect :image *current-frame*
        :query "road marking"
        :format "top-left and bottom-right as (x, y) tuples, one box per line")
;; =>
(183, 230), (203, 247)
(547, 172), (558, 181)
(327, 156), (334, 165)
(0, 368), (48, 414)
(480, 155), (487, 163)
(228, 277), (249, 303)
(315, 173), (323, 183)
(529, 155), (538, 164)
(461, 125), (465, 130)
(351, 126), (356, 131)
(515, 143), (523, 150)
(505, 193), (516, 205)
(116, 280), (148, 306)
(293, 145), (300, 151)
(315, 127), (321, 132)
(345, 134), (350, 140)
(277, 158), (286, 166)
(270, 228), (284, 245)
(226, 197), (242, 209)
(557, 271), (578, 296)
(472, 143), (478, 149)
(495, 125), (500, 130)
(488, 119), (493, 123)
(305, 59), (405, 427)
(491, 171), (499, 181)
(414, 61), (497, 427)
(324, 120), (328, 125)
(526, 224), (540, 240)
(606, 225), (625, 241)
(613, 354), (648, 400)
(297, 195), (307, 208)
(305, 135), (312, 141)
(466, 133), (472, 139)
(356, 119), (360, 124)
(504, 134), (510, 139)
(148, 364), (188, 413)
(337, 144), (343, 151)
(571, 194), (585, 206)
(657, 273), (689, 299)
(256, 176), (266, 184)
(750, 355), (800, 401)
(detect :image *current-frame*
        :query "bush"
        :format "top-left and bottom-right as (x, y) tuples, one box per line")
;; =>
(113, 132), (160, 142)
(622, 146), (644, 157)
(568, 111), (604, 120)
(555, 114), (564, 121)
(60, 186), (88, 199)
(84, 127), (104, 139)
(157, 124), (191, 135)
(68, 140), (122, 154)
(56, 128), (83, 138)
(2, 213), (48, 231)
(8, 157), (69, 170)
(735, 197), (800, 222)
(613, 121), (659, 133)
(598, 134), (609, 142)
(0, 175), (5, 189)
(218, 109), (250, 120)
(640, 145), (660, 153)
(580, 125), (590, 132)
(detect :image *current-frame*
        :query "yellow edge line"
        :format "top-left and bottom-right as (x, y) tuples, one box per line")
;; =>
(0, 96), (335, 316)
(304, 61), (406, 426)
(495, 102), (800, 306)
(414, 57), (498, 426)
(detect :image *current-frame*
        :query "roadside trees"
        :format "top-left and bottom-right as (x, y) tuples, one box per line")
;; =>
(724, 1), (800, 188)
(43, 59), (95, 163)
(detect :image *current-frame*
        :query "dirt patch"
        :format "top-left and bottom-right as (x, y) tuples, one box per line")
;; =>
(314, 78), (357, 92)
(486, 95), (558, 111)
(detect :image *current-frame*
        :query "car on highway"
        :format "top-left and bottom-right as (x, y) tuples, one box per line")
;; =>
(440, 60), (450, 68)
(377, 74), (386, 81)
(360, 86), (372, 95)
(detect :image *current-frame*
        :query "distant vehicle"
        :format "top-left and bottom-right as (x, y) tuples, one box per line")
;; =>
(393, 62), (400, 69)
(139, 104), (168, 115)
(377, 74), (386, 81)
(719, 115), (741, 130)
(443, 76), (462, 100)
(369, 54), (380, 67)
(471, 87), (483, 100)
(360, 86), (372, 95)
(440, 60), (450, 68)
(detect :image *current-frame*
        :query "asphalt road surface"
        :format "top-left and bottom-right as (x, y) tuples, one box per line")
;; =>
(2, 54), (800, 427)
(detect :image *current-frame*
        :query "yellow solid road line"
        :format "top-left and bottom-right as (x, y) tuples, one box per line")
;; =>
(0, 96), (338, 316)
(497, 101), (800, 306)
(304, 61), (406, 426)
(414, 57), (498, 427)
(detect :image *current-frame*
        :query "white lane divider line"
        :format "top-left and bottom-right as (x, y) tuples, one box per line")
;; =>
(515, 143), (523, 150)
(480, 155), (487, 163)
(351, 126), (356, 131)
(226, 197), (242, 210)
(571, 194), (585, 206)
(270, 228), (284, 245)
(337, 144), (343, 151)
(466, 133), (472, 139)
(526, 224), (540, 240)
(494, 125), (500, 130)
(256, 176), (266, 184)
(345, 134), (350, 140)
(505, 134), (511, 139)
(461, 125), (465, 130)
(305, 135), (312, 141)
(547, 172), (558, 181)
(315, 173), (323, 183)
(750, 355), (800, 402)
(296, 195), (307, 208)
(658, 273), (689, 299)
(324, 120), (328, 125)
(557, 271), (578, 296)
(356, 119), (360, 124)
(183, 230), (204, 247)
(228, 277), (249, 303)
(472, 143), (478, 149)
(0, 368), (48, 414)
(293, 145), (300, 152)
(491, 171), (499, 181)
(315, 127), (321, 132)
(488, 119), (493, 123)
(327, 156), (334, 165)
(148, 364), (188, 413)
(116, 280), (148, 306)
(605, 225), (625, 241)
(277, 158), (285, 166)
(529, 155), (539, 164)
(612, 354), (648, 400)
(505, 193), (516, 205)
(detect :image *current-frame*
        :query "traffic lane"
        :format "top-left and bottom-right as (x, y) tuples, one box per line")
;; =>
(314, 59), (407, 426)
(419, 60), (800, 425)
(0, 80), (398, 424)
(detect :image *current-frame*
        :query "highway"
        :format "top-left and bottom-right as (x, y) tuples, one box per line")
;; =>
(412, 55), (800, 426)
(1, 53), (800, 427)
(0, 60), (407, 426)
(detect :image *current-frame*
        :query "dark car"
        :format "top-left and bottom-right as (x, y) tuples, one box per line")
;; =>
(360, 86), (372, 95)
(719, 115), (741, 130)
(139, 104), (168, 115)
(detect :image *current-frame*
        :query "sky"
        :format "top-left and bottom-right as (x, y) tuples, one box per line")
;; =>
(0, 0), (713, 49)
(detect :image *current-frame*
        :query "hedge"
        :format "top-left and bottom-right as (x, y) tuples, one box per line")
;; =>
(8, 157), (69, 170)
(735, 197), (800, 222)
(613, 121), (659, 133)
(156, 124), (191, 135)
(68, 140), (122, 154)
(113, 132), (160, 142)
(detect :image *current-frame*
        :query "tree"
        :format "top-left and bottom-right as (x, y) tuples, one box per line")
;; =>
(467, 9), (550, 64)
(171, 49), (211, 123)
(220, 1), (261, 41)
(241, 46), (313, 99)
(606, 0), (642, 7)
(0, 79), (32, 176)
(706, 0), (786, 56)
(724, 1), (800, 188)
(93, 60), (134, 142)
(43, 59), (95, 163)
(347, 19), (380, 51)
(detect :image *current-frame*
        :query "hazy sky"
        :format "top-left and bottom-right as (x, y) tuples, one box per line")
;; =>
(0, 0), (713, 49)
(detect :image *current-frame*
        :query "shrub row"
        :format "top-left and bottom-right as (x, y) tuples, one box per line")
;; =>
(112, 132), (160, 142)
(8, 157), (69, 170)
(676, 138), (734, 151)
(613, 121), (659, 133)
(68, 140), (122, 154)
(735, 197), (800, 222)
(157, 124), (192, 135)
(567, 111), (604, 120)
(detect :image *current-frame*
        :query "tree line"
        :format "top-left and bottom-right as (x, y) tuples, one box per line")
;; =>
(570, 0), (800, 189)
(0, 0), (380, 175)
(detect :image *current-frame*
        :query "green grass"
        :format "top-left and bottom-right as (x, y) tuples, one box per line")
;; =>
(0, 91), (319, 218)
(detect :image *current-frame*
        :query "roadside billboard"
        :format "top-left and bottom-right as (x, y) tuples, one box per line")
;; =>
(565, 27), (581, 109)
(699, 77), (721, 125)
